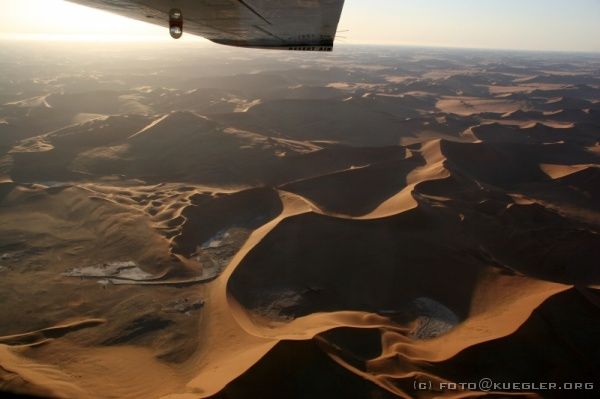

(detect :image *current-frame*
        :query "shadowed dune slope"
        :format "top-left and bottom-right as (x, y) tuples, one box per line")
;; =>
(1, 45), (600, 399)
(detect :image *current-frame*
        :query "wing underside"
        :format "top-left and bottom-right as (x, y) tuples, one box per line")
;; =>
(67, 0), (346, 51)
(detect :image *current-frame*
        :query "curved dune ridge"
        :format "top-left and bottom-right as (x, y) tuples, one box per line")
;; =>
(3, 137), (595, 399)
(1, 46), (600, 399)
(1, 125), (599, 398)
(538, 163), (595, 180)
(183, 139), (587, 398)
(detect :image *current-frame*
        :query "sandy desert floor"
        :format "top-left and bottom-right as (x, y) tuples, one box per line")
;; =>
(0, 43), (599, 398)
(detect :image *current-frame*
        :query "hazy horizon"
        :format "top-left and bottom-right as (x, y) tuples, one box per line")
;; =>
(0, 0), (599, 53)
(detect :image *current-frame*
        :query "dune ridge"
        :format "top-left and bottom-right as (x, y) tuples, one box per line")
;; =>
(1, 44), (599, 399)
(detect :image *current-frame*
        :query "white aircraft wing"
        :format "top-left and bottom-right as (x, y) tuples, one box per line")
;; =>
(67, 0), (345, 51)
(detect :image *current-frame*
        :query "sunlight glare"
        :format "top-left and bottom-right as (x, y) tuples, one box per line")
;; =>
(0, 0), (202, 42)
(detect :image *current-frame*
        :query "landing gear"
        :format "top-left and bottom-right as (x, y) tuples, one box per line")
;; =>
(169, 8), (183, 39)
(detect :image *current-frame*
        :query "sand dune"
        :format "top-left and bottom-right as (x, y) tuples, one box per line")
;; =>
(214, 98), (411, 146)
(0, 319), (106, 347)
(436, 96), (528, 116)
(542, 96), (598, 111)
(411, 288), (600, 396)
(280, 149), (418, 216)
(1, 44), (599, 398)
(471, 122), (599, 145)
(539, 163), (594, 179)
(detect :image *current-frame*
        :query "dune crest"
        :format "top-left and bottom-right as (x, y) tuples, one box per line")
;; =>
(1, 44), (599, 399)
(539, 163), (593, 179)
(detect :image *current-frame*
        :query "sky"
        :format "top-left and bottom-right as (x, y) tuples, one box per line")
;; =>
(0, 0), (598, 52)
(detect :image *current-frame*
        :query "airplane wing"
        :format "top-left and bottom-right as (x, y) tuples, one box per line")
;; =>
(67, 0), (345, 51)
